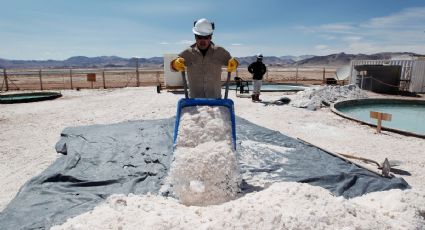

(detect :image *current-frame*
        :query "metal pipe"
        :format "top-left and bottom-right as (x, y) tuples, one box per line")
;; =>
(224, 72), (231, 99)
(181, 71), (189, 99)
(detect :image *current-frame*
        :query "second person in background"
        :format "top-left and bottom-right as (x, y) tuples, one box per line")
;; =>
(248, 54), (267, 102)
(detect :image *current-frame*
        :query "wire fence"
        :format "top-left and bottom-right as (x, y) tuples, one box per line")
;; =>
(0, 68), (163, 91)
(236, 67), (337, 84)
(1, 67), (337, 92)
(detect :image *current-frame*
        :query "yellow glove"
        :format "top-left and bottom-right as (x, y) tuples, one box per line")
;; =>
(171, 57), (186, 72)
(227, 58), (238, 72)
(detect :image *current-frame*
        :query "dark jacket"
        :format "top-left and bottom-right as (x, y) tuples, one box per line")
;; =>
(248, 61), (267, 80)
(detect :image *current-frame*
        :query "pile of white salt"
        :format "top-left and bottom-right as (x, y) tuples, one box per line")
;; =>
(167, 105), (240, 206)
(51, 182), (425, 230)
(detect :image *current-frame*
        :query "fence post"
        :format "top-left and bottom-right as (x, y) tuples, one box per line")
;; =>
(266, 66), (269, 81)
(3, 69), (9, 91)
(156, 71), (160, 84)
(39, 69), (43, 90)
(295, 67), (298, 83)
(102, 70), (106, 89)
(69, 69), (73, 89)
(136, 59), (140, 87)
(322, 68), (326, 84)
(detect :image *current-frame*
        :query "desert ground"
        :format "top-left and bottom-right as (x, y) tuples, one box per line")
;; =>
(1, 79), (425, 229)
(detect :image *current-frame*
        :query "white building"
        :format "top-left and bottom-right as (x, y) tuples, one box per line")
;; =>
(349, 58), (425, 93)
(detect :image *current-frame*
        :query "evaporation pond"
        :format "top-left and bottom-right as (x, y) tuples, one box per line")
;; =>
(338, 103), (425, 135)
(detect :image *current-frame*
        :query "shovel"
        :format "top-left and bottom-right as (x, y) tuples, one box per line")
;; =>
(173, 71), (237, 150)
(338, 153), (404, 177)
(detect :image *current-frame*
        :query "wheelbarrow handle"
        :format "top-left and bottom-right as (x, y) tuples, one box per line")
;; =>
(181, 71), (189, 99)
(224, 71), (231, 99)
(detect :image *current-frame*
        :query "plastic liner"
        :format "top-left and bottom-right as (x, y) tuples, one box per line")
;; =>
(0, 92), (62, 104)
(0, 117), (409, 229)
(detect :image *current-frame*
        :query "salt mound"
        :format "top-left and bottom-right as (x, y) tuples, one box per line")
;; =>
(169, 141), (240, 206)
(176, 106), (233, 148)
(167, 106), (240, 206)
(290, 84), (368, 110)
(51, 182), (425, 230)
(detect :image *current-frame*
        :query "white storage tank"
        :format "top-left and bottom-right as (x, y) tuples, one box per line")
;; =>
(163, 54), (183, 87)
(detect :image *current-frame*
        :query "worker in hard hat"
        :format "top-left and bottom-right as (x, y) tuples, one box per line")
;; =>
(171, 18), (238, 98)
(248, 54), (267, 102)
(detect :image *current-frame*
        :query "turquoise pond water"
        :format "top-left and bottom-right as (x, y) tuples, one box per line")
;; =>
(225, 84), (306, 91)
(338, 103), (425, 135)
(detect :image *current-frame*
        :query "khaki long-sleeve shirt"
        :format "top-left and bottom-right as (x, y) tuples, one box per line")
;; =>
(178, 43), (231, 98)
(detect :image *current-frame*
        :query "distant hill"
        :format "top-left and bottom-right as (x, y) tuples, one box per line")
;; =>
(295, 52), (420, 67)
(0, 56), (163, 69)
(236, 55), (298, 67)
(0, 52), (422, 69)
(279, 55), (315, 62)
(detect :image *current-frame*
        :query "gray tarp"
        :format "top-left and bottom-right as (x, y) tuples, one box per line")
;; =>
(0, 117), (409, 229)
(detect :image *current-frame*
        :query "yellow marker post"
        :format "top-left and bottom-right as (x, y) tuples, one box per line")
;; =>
(370, 111), (392, 133)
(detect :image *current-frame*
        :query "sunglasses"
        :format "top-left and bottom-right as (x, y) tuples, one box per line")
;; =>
(195, 35), (211, 40)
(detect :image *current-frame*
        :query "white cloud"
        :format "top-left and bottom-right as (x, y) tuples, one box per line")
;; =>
(342, 36), (362, 42)
(312, 45), (341, 55)
(231, 43), (243, 46)
(320, 23), (355, 33)
(319, 35), (337, 40)
(158, 42), (169, 45)
(294, 25), (316, 33)
(176, 40), (194, 45)
(315, 45), (329, 50)
(345, 41), (425, 54)
(314, 44), (341, 55)
(297, 6), (425, 55)
(362, 7), (425, 29)
(345, 42), (380, 54)
(297, 23), (355, 34)
(121, 2), (213, 15)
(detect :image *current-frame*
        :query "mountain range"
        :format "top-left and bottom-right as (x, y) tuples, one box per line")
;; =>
(0, 52), (421, 69)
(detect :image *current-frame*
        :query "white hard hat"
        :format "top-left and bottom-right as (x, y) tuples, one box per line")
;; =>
(257, 53), (263, 58)
(193, 18), (215, 36)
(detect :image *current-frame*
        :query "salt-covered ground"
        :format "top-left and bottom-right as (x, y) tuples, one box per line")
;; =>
(1, 86), (425, 229)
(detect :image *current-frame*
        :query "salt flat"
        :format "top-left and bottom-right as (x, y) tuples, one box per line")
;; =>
(1, 87), (424, 229)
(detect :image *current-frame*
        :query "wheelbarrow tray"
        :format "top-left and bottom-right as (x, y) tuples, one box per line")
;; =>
(173, 98), (237, 150)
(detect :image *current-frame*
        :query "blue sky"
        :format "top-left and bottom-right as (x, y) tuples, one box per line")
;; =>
(1, 0), (425, 60)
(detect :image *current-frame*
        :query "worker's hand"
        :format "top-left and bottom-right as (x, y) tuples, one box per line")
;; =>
(171, 57), (186, 72)
(227, 58), (239, 72)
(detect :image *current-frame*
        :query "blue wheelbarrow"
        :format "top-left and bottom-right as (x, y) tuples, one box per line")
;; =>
(173, 71), (237, 150)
